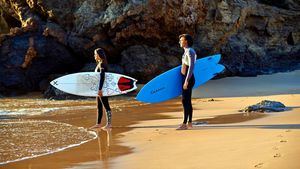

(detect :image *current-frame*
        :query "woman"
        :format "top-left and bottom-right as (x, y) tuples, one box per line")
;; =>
(177, 34), (196, 130)
(90, 48), (112, 129)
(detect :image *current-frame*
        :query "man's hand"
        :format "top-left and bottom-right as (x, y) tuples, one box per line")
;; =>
(183, 81), (188, 90)
(98, 90), (103, 97)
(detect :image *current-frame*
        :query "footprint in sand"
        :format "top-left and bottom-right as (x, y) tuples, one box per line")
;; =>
(273, 153), (281, 158)
(272, 146), (279, 150)
(159, 132), (167, 135)
(280, 140), (287, 143)
(285, 130), (291, 132)
(254, 163), (264, 168)
(277, 134), (283, 138)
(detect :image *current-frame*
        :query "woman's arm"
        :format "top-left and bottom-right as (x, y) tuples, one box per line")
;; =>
(99, 63), (107, 91)
(99, 70), (105, 90)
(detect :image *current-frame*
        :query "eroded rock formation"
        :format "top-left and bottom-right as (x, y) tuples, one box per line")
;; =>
(0, 0), (299, 96)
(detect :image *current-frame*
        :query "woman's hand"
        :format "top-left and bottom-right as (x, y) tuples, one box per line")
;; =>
(183, 81), (188, 90)
(98, 90), (103, 97)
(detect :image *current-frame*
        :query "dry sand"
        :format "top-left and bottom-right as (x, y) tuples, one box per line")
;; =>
(1, 70), (300, 169)
(111, 95), (300, 169)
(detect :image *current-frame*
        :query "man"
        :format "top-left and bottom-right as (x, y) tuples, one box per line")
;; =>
(177, 34), (197, 130)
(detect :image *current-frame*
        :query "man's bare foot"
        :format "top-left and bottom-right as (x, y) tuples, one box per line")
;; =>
(89, 124), (101, 129)
(102, 123), (112, 129)
(176, 123), (188, 130)
(187, 122), (193, 129)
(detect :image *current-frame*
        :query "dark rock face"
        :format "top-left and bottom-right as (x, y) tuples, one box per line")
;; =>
(119, 45), (178, 81)
(0, 33), (81, 96)
(0, 9), (9, 34)
(0, 0), (299, 96)
(258, 0), (300, 10)
(240, 100), (287, 112)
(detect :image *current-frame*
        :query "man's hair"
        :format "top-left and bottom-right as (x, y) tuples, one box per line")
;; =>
(179, 34), (193, 47)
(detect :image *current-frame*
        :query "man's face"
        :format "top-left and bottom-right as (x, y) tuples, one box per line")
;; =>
(179, 37), (187, 48)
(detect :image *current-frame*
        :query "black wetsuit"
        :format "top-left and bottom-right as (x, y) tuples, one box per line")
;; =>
(181, 48), (196, 124)
(95, 63), (111, 124)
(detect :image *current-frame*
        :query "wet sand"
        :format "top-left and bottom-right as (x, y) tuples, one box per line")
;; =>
(1, 70), (300, 169)
(0, 97), (182, 169)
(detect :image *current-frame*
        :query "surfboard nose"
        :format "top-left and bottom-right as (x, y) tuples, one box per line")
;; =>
(215, 64), (225, 73)
(50, 80), (57, 86)
(136, 91), (146, 103)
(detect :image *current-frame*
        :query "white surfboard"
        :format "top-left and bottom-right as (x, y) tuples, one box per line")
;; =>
(50, 72), (137, 97)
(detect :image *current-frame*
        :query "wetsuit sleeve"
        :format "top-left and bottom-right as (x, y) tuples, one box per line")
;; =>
(98, 64), (106, 90)
(185, 50), (195, 83)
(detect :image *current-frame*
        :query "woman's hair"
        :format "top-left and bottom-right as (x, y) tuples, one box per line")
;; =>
(179, 34), (193, 47)
(95, 48), (108, 68)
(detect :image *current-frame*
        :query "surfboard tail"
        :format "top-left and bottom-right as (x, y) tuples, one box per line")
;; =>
(117, 77), (138, 93)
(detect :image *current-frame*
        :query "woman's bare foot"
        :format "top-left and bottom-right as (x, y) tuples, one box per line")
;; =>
(187, 122), (193, 129)
(176, 123), (188, 130)
(102, 123), (112, 129)
(89, 124), (102, 129)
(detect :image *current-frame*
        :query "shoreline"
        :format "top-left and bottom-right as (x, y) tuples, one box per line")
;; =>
(0, 120), (98, 165)
(0, 97), (181, 168)
(1, 70), (300, 169)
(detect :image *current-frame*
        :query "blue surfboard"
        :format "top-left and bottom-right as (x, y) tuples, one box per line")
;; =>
(136, 54), (225, 103)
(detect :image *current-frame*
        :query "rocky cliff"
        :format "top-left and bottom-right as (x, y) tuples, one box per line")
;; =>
(0, 0), (299, 96)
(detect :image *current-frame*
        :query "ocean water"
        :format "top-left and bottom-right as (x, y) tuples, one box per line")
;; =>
(0, 99), (94, 116)
(0, 120), (97, 165)
(0, 98), (99, 165)
(0, 98), (144, 116)
(0, 97), (146, 165)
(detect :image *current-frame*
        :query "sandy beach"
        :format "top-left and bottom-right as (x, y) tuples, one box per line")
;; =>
(1, 70), (300, 169)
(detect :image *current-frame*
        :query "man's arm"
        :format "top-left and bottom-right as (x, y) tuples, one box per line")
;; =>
(185, 50), (195, 84)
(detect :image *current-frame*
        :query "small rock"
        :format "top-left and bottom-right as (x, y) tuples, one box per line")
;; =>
(240, 100), (287, 113)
